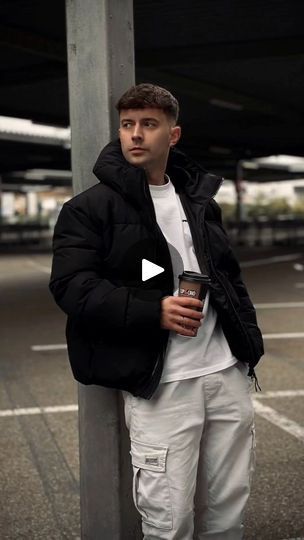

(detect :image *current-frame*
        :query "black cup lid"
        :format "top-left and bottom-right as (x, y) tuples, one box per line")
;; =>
(178, 271), (211, 283)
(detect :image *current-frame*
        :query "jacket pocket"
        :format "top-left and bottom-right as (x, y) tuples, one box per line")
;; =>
(130, 439), (173, 530)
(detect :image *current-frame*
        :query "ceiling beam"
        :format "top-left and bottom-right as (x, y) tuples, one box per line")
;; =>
(137, 68), (302, 124)
(136, 36), (304, 67)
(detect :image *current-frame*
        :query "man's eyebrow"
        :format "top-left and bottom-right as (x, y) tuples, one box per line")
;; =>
(120, 117), (159, 122)
(141, 117), (159, 122)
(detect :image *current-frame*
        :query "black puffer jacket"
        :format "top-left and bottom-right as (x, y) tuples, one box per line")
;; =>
(49, 140), (264, 398)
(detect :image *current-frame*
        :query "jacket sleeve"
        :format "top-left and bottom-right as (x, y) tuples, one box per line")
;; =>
(49, 202), (163, 333)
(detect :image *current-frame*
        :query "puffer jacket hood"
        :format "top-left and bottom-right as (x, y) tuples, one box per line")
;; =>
(92, 139), (223, 208)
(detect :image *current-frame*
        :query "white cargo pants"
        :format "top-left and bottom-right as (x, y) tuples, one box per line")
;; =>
(123, 363), (255, 540)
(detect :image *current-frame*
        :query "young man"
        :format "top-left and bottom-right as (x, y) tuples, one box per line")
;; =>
(50, 83), (264, 539)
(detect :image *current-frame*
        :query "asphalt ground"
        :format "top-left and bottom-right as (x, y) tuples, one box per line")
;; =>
(0, 245), (303, 539)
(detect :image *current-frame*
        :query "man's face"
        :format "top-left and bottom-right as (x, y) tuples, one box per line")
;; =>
(119, 108), (181, 174)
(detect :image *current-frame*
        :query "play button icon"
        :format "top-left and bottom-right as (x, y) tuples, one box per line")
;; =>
(142, 259), (164, 282)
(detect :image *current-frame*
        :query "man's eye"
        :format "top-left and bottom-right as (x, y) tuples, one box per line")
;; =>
(145, 121), (156, 128)
(122, 122), (132, 128)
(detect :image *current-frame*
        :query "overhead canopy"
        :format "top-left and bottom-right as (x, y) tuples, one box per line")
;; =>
(1, 0), (304, 180)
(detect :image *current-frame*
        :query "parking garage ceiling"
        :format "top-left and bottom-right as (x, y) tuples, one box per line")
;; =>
(1, 0), (304, 180)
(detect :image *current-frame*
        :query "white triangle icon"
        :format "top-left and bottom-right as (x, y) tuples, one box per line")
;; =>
(142, 259), (164, 282)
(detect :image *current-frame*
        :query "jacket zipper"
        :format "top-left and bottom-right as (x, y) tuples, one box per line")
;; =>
(204, 226), (255, 362)
(179, 194), (209, 275)
(203, 220), (260, 385)
(179, 172), (223, 276)
(206, 243), (261, 389)
(180, 183), (259, 383)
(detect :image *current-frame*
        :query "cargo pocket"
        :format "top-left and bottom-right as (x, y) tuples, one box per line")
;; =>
(130, 439), (173, 530)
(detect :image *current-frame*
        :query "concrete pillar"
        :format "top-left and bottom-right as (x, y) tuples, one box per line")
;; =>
(65, 1), (141, 538)
(26, 192), (38, 217)
(1, 192), (15, 220)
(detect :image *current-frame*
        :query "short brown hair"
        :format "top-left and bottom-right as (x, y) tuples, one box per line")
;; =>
(116, 83), (179, 123)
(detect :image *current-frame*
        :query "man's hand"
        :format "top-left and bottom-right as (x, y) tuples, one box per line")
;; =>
(160, 296), (204, 336)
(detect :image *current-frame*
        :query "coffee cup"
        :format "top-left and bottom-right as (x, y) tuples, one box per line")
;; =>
(177, 271), (211, 337)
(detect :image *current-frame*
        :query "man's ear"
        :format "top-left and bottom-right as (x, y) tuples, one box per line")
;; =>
(170, 125), (181, 147)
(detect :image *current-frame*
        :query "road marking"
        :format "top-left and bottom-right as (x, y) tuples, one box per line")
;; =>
(263, 332), (304, 339)
(282, 538), (304, 540)
(240, 253), (302, 268)
(3, 392), (303, 418)
(255, 302), (304, 309)
(26, 258), (51, 274)
(0, 388), (303, 450)
(0, 404), (78, 418)
(31, 344), (67, 351)
(295, 282), (304, 288)
(255, 390), (304, 399)
(31, 330), (304, 353)
(253, 400), (304, 443)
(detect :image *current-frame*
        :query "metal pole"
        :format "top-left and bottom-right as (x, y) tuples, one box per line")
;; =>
(65, 1), (141, 538)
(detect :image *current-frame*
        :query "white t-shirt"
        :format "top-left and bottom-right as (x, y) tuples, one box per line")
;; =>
(149, 177), (237, 383)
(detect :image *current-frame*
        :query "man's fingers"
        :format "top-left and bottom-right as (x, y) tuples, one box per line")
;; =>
(174, 296), (204, 309)
(176, 314), (201, 328)
(175, 320), (197, 336)
(160, 296), (204, 334)
(178, 306), (204, 320)
(162, 295), (203, 309)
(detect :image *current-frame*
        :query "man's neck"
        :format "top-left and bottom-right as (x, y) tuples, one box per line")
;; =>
(146, 170), (168, 186)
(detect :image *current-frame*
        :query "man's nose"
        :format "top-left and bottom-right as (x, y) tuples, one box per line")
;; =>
(132, 124), (143, 140)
